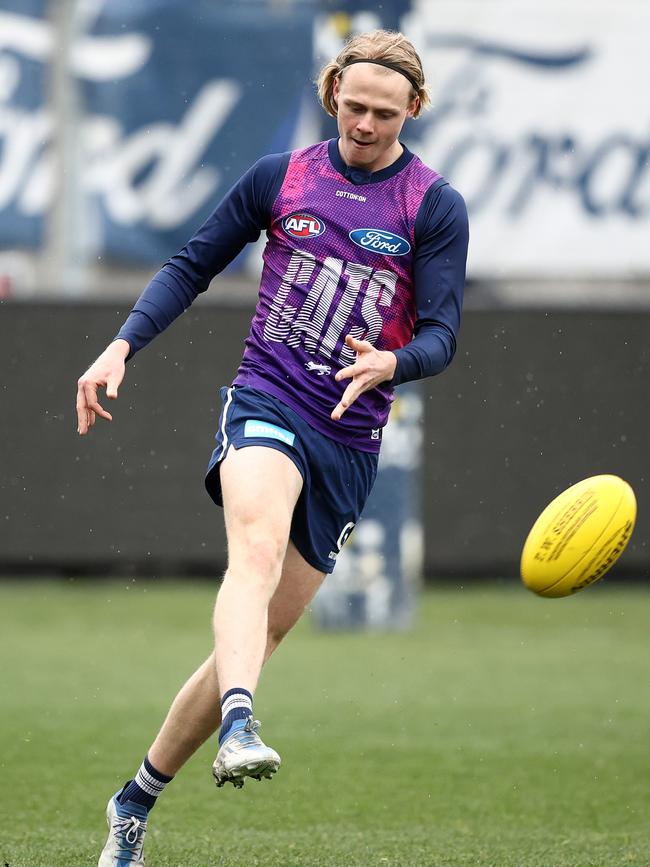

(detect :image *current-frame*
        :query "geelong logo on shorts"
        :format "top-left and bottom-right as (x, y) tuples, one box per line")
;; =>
(329, 521), (356, 560)
(282, 212), (325, 238)
(349, 228), (411, 256)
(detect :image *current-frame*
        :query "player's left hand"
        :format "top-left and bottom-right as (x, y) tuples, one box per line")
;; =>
(331, 335), (397, 421)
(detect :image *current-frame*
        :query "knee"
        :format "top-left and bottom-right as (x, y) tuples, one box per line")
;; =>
(265, 623), (288, 659)
(266, 619), (288, 651)
(230, 533), (285, 582)
(265, 602), (306, 656)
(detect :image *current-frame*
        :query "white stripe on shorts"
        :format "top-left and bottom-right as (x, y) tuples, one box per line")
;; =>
(217, 386), (235, 462)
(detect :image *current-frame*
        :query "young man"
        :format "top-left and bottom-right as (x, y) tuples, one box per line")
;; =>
(77, 29), (469, 866)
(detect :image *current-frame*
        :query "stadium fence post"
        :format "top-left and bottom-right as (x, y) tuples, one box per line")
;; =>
(312, 384), (423, 631)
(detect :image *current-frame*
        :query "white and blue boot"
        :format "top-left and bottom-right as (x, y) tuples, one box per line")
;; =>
(98, 792), (148, 866)
(212, 715), (281, 789)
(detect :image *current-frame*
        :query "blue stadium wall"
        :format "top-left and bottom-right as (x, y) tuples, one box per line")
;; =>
(1, 301), (647, 581)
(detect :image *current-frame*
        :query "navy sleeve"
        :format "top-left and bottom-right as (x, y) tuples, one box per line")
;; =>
(391, 181), (469, 386)
(114, 152), (291, 358)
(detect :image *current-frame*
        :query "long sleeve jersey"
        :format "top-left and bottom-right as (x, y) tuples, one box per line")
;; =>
(116, 138), (469, 452)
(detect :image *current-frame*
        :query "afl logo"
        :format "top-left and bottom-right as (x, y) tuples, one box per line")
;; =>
(282, 212), (325, 238)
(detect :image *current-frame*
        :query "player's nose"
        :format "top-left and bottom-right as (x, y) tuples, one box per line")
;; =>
(356, 112), (374, 133)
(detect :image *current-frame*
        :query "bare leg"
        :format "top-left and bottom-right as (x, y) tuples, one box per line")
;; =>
(148, 654), (219, 777)
(148, 541), (325, 776)
(213, 445), (303, 697)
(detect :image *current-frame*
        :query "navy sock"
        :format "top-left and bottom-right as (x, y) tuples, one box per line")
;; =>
(219, 687), (253, 744)
(117, 755), (173, 811)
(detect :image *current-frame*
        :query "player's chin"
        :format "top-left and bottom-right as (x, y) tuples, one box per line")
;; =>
(344, 136), (374, 156)
(351, 141), (375, 159)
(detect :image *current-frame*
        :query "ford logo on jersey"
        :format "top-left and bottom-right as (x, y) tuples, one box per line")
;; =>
(282, 212), (325, 238)
(349, 228), (411, 256)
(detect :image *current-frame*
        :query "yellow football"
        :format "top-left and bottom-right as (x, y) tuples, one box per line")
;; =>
(521, 475), (636, 597)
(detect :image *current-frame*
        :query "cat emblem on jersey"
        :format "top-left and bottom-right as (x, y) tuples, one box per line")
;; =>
(282, 212), (325, 238)
(304, 361), (332, 376)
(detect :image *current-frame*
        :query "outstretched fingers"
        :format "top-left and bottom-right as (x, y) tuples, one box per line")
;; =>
(331, 379), (361, 421)
(331, 334), (397, 422)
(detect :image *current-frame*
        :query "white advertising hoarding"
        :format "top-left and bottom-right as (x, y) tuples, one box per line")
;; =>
(404, 1), (650, 280)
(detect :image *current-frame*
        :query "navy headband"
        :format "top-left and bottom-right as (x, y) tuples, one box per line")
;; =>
(339, 58), (420, 93)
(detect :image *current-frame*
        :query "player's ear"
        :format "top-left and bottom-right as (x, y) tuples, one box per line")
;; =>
(406, 95), (419, 119)
(332, 74), (340, 107)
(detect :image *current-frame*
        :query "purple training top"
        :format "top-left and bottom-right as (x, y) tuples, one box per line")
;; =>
(115, 139), (468, 454)
(236, 141), (442, 450)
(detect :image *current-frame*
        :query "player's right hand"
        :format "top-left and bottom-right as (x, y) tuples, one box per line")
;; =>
(76, 339), (130, 436)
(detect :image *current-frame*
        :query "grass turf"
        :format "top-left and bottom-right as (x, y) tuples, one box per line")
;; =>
(0, 580), (648, 866)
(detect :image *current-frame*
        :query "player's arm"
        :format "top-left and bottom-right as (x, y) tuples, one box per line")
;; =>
(332, 183), (469, 421)
(76, 153), (290, 436)
(390, 182), (469, 385)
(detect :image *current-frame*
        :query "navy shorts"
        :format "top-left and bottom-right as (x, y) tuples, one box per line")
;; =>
(205, 386), (379, 573)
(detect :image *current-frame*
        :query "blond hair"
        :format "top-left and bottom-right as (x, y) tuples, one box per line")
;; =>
(317, 30), (430, 119)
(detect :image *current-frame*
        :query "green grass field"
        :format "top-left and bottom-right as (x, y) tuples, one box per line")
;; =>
(1, 580), (648, 867)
